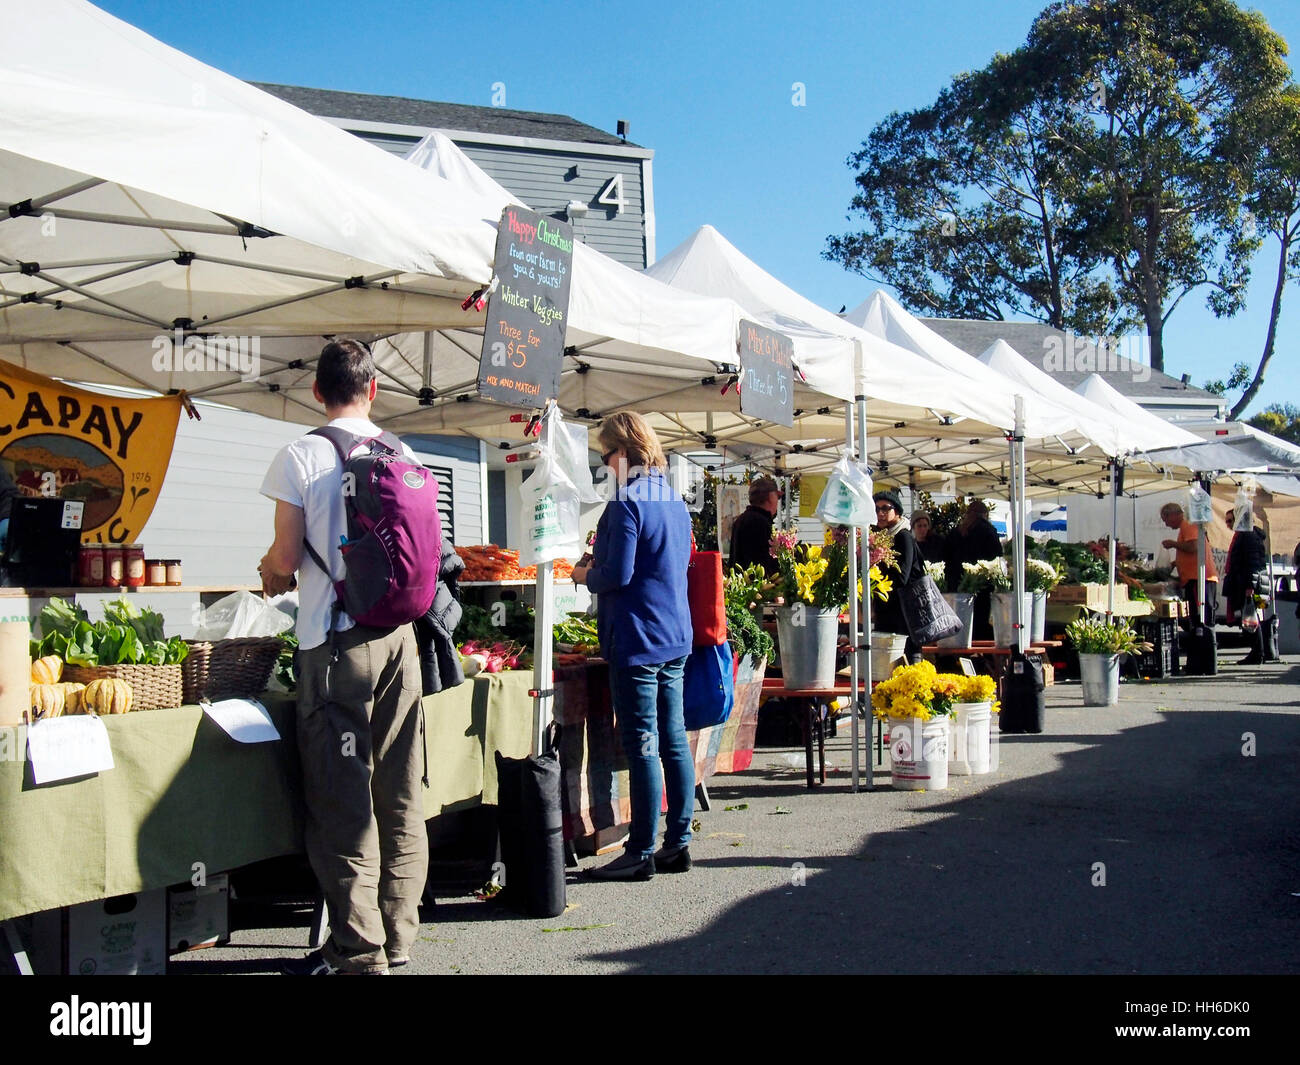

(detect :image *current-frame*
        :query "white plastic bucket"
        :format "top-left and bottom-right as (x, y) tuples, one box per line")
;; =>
(870, 632), (909, 680)
(991, 592), (1033, 647)
(889, 716), (950, 790)
(1079, 653), (1120, 706)
(1031, 591), (1047, 644)
(938, 592), (975, 649)
(948, 701), (993, 775)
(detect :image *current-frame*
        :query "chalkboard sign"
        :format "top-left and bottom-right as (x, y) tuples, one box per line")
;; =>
(738, 319), (794, 427)
(478, 206), (574, 409)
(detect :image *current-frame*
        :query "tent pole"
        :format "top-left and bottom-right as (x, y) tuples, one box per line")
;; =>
(1107, 459), (1120, 619)
(1197, 478), (1209, 628)
(854, 340), (873, 790)
(1010, 396), (1026, 652)
(845, 404), (860, 793)
(1016, 399), (1027, 655)
(531, 402), (557, 756)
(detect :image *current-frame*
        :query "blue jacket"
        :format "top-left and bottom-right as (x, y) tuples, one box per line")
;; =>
(585, 471), (692, 667)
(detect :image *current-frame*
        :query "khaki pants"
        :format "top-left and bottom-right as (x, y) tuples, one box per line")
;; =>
(297, 623), (427, 973)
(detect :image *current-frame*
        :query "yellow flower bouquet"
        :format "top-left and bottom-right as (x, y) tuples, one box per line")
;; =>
(871, 660), (965, 721)
(953, 673), (1000, 714)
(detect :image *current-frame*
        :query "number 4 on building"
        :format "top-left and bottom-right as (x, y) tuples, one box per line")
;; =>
(597, 173), (625, 215)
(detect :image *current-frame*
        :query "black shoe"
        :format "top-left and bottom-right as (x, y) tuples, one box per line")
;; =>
(653, 844), (692, 874)
(1238, 653), (1263, 665)
(587, 851), (654, 881)
(281, 950), (388, 975)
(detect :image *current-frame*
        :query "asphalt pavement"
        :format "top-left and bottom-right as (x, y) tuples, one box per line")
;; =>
(171, 658), (1300, 976)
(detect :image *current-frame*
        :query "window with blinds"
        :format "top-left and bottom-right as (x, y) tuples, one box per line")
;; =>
(425, 464), (454, 541)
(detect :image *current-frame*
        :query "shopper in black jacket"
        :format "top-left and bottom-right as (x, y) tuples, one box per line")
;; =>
(873, 488), (924, 663)
(1223, 507), (1268, 665)
(945, 500), (1003, 640)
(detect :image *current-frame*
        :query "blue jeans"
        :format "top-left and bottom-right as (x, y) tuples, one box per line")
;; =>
(610, 656), (694, 860)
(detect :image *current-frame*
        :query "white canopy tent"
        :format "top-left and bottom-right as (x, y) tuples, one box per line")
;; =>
(0, 0), (507, 353)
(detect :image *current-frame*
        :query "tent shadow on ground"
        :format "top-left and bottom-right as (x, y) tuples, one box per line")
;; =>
(580, 697), (1300, 974)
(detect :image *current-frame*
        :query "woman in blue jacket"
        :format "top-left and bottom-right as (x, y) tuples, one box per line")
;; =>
(570, 412), (694, 881)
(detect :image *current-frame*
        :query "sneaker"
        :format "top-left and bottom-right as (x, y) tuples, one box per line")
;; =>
(281, 950), (387, 975)
(386, 955), (409, 968)
(586, 851), (654, 881)
(653, 844), (692, 874)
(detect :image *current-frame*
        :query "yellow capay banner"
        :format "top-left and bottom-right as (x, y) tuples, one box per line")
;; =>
(0, 360), (182, 544)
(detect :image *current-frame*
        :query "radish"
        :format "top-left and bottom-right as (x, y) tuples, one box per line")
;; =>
(503, 655), (519, 669)
(485, 655), (504, 673)
(461, 641), (479, 655)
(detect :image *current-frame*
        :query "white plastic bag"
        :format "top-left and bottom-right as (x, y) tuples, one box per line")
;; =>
(518, 407), (589, 567)
(1187, 483), (1213, 525)
(815, 454), (875, 527)
(194, 590), (295, 640)
(1233, 478), (1256, 533)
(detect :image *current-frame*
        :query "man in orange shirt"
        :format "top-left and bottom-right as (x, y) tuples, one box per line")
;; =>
(1160, 502), (1217, 626)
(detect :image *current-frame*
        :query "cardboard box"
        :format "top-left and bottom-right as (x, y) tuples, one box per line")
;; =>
(1049, 583), (1129, 611)
(66, 891), (167, 975)
(168, 874), (230, 953)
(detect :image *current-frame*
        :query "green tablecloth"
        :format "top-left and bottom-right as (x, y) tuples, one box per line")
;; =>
(0, 671), (535, 923)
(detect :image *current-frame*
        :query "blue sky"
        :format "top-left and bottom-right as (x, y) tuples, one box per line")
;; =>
(97, 0), (1300, 415)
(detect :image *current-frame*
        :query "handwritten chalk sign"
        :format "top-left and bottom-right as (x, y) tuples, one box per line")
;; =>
(738, 319), (794, 427)
(478, 206), (573, 409)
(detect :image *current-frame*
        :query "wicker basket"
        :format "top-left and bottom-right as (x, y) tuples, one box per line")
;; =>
(182, 636), (285, 704)
(63, 664), (184, 711)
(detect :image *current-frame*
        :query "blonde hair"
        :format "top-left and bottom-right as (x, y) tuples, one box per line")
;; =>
(598, 411), (667, 471)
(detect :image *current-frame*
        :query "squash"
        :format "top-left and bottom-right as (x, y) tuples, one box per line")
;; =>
(31, 656), (63, 686)
(56, 682), (87, 715)
(82, 678), (133, 715)
(30, 683), (66, 720)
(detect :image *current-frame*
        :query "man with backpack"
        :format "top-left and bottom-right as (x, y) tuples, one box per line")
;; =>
(259, 338), (438, 975)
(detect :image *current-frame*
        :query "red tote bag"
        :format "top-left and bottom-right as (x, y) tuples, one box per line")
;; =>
(687, 549), (727, 648)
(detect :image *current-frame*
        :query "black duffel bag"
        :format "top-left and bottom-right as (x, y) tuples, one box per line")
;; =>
(494, 721), (566, 918)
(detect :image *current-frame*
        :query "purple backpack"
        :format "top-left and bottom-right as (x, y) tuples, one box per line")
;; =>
(303, 427), (442, 631)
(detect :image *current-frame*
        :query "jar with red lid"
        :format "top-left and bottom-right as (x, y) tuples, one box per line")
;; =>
(124, 544), (146, 588)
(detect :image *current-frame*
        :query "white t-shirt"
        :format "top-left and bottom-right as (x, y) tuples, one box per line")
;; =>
(260, 417), (416, 651)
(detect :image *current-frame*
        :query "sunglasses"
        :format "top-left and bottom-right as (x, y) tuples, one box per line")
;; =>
(874, 503), (895, 513)
(601, 448), (618, 466)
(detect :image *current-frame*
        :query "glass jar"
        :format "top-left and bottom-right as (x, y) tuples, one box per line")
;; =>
(104, 546), (124, 588)
(145, 559), (167, 586)
(79, 544), (105, 587)
(165, 559), (183, 587)
(124, 544), (146, 588)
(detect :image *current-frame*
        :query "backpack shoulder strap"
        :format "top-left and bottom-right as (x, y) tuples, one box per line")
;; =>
(309, 425), (370, 461)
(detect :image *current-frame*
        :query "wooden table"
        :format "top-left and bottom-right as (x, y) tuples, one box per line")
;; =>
(760, 679), (876, 789)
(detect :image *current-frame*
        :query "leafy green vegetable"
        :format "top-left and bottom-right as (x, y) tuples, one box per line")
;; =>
(31, 596), (189, 666)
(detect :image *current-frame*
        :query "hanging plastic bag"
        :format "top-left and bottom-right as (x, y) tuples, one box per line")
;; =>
(1187, 482), (1213, 525)
(1232, 478), (1256, 533)
(814, 454), (875, 527)
(518, 407), (589, 567)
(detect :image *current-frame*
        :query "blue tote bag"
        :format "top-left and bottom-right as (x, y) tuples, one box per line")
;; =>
(682, 640), (735, 731)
